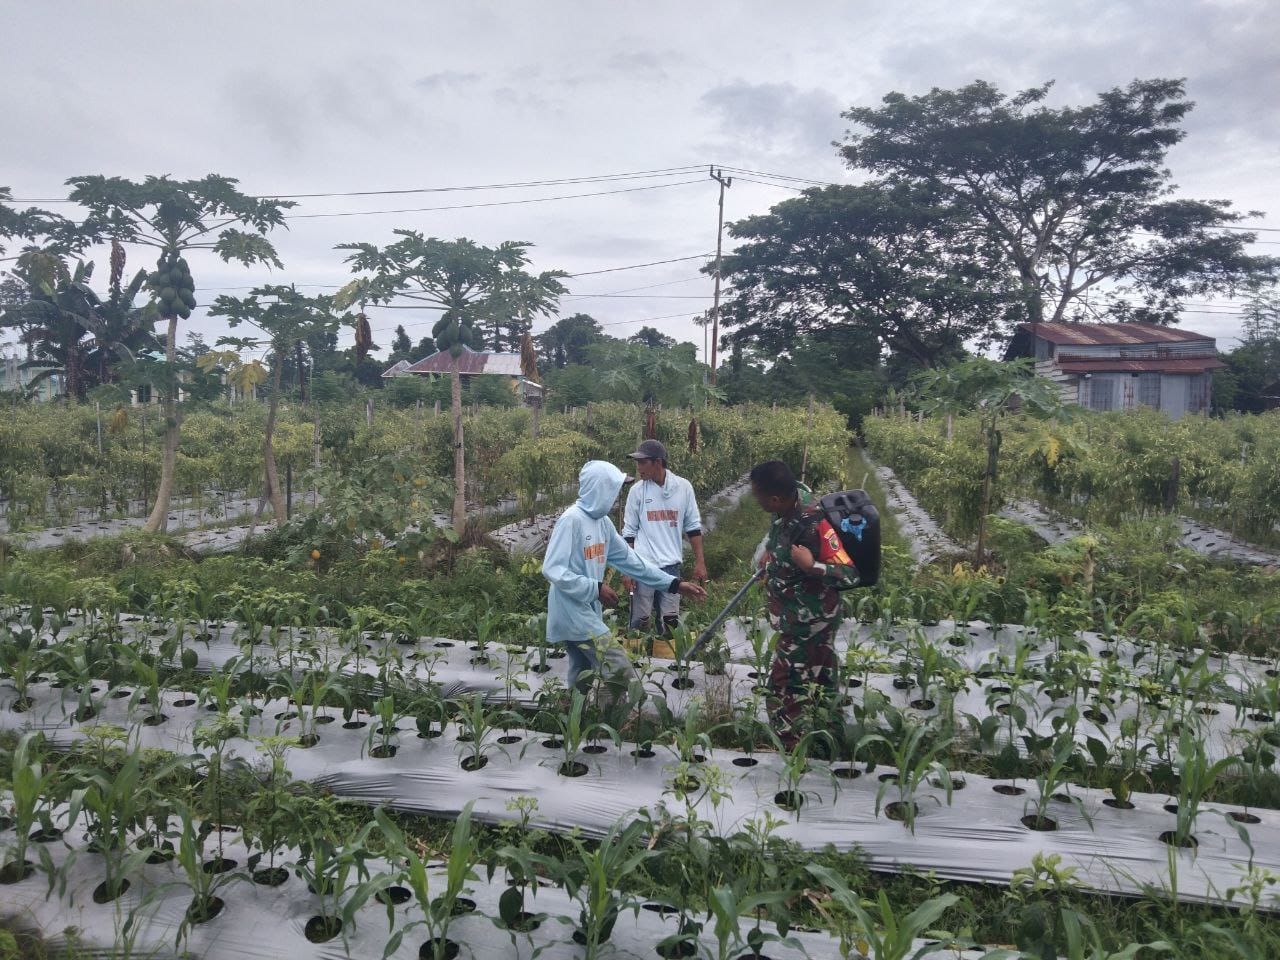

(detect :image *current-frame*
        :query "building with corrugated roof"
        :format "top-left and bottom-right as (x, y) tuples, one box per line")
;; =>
(383, 346), (543, 403)
(1005, 322), (1223, 419)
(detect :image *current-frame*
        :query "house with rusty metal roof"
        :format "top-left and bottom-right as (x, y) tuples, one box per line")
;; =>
(382, 346), (543, 403)
(1005, 322), (1224, 419)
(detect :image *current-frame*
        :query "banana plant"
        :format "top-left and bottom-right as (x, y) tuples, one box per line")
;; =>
(374, 802), (481, 960)
(1, 733), (59, 885)
(1168, 727), (1239, 849)
(293, 821), (377, 945)
(806, 864), (958, 960)
(173, 803), (245, 945)
(561, 819), (653, 957)
(858, 717), (954, 834)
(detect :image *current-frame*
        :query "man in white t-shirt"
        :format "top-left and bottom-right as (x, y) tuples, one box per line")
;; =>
(620, 439), (708, 634)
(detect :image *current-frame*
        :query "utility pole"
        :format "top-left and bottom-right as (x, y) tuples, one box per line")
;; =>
(708, 166), (732, 385)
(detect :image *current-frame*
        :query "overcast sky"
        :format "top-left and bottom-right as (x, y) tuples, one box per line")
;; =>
(2, 0), (1276, 360)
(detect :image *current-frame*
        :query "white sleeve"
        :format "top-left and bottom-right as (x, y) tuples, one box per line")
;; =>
(682, 478), (702, 534)
(622, 483), (641, 539)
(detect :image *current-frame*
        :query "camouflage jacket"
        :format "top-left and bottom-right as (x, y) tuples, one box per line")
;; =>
(759, 484), (859, 636)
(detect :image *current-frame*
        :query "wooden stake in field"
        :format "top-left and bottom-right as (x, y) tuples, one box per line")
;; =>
(800, 393), (815, 484)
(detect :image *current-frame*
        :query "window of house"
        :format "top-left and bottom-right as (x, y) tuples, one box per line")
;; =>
(1087, 377), (1115, 411)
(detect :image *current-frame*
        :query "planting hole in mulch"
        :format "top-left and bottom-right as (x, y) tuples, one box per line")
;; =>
(455, 732), (474, 742)
(746, 670), (761, 679)
(298, 734), (320, 748)
(583, 744), (608, 754)
(376, 885), (412, 905)
(671, 677), (696, 690)
(342, 720), (367, 730)
(995, 703), (1012, 716)
(50, 680), (68, 689)
(30, 827), (63, 843)
(416, 730), (442, 740)
(530, 664), (552, 673)
(975, 668), (995, 679)
(305, 916), (343, 943)
(1197, 706), (1220, 716)
(642, 903), (680, 915)
(657, 940), (698, 959)
(144, 845), (175, 865)
(1249, 712), (1274, 723)
(275, 711), (298, 721)
(1159, 830), (1198, 849)
(1230, 811), (1262, 824)
(542, 738), (564, 749)
(93, 879), (131, 903)
(371, 745), (398, 759)
(74, 706), (97, 722)
(989, 684), (1012, 695)
(1099, 648), (1116, 659)
(1103, 798), (1136, 810)
(185, 896), (225, 925)
(173, 698), (196, 708)
(548, 649), (567, 659)
(732, 757), (759, 768)
(910, 698), (936, 711)
(559, 760), (589, 777)
(774, 790), (805, 811)
(433, 641), (455, 648)
(10, 698), (33, 713)
(315, 715), (335, 725)
(447, 897), (477, 916)
(203, 857), (237, 875)
(1021, 814), (1058, 832)
(833, 767), (861, 780)
(461, 756), (488, 772)
(1084, 709), (1110, 724)
(672, 775), (700, 794)
(498, 734), (522, 745)
(0, 816), (12, 831)
(932, 776), (965, 790)
(0, 861), (33, 884)
(886, 801), (919, 823)
(375, 726), (399, 736)
(253, 867), (289, 887)
(508, 912), (542, 932)
(891, 678), (913, 690)
(419, 939), (460, 960)
(948, 636), (968, 648)
(469, 656), (490, 666)
(1051, 792), (1073, 804)
(110, 689), (131, 699)
(845, 677), (863, 688)
(397, 638), (417, 646)
(878, 773), (899, 783)
(142, 714), (168, 726)
(633, 748), (657, 759)
(1164, 803), (1180, 814)
(994, 784), (1026, 796)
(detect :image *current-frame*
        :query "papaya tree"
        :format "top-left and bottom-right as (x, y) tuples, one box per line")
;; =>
(205, 286), (342, 524)
(336, 232), (565, 533)
(915, 356), (1068, 563)
(67, 175), (293, 532)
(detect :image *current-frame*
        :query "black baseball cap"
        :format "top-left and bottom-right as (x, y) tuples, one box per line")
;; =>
(627, 439), (667, 462)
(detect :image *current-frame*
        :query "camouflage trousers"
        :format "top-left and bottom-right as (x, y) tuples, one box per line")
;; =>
(766, 622), (839, 750)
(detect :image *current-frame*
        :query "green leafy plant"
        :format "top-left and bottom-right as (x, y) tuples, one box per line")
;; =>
(807, 864), (958, 960)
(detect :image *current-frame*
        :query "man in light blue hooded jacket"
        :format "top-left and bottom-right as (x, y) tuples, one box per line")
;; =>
(543, 460), (707, 693)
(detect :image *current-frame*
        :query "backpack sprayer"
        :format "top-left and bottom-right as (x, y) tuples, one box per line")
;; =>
(685, 489), (881, 659)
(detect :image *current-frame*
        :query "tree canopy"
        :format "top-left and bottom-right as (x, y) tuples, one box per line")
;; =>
(841, 78), (1277, 325)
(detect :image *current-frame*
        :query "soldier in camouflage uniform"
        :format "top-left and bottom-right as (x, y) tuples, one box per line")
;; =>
(750, 460), (859, 748)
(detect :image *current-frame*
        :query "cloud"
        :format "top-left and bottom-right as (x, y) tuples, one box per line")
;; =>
(701, 81), (842, 155)
(414, 70), (483, 91)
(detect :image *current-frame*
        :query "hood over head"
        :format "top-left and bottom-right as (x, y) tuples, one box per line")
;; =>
(575, 460), (628, 519)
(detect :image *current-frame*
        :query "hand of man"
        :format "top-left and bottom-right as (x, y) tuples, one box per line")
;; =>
(789, 544), (816, 571)
(677, 581), (708, 602)
(620, 576), (636, 593)
(691, 561), (708, 583)
(599, 582), (619, 608)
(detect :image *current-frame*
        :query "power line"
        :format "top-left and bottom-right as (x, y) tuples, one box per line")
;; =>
(565, 254), (712, 277)
(284, 178), (704, 219)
